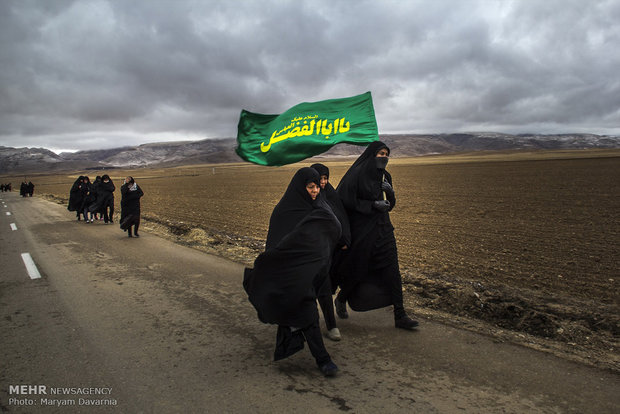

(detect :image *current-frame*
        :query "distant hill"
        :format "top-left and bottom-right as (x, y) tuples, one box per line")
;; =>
(1, 133), (619, 173)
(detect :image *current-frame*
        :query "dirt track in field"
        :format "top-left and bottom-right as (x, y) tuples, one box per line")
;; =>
(8, 149), (619, 372)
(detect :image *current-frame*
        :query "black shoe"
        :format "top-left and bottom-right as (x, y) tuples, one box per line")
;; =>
(133, 233), (139, 238)
(319, 361), (339, 377)
(128, 233), (133, 238)
(395, 315), (419, 330)
(335, 299), (348, 319)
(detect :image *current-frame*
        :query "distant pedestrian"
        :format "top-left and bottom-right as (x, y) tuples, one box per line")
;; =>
(243, 167), (341, 376)
(27, 181), (34, 197)
(20, 181), (27, 197)
(333, 141), (419, 330)
(68, 176), (86, 220)
(81, 176), (95, 223)
(88, 176), (102, 220)
(120, 176), (143, 238)
(99, 175), (116, 224)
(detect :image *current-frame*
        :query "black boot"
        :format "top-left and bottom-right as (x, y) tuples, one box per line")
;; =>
(334, 297), (348, 319)
(395, 313), (419, 330)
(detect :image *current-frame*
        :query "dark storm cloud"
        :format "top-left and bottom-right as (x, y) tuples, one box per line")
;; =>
(0, 0), (618, 152)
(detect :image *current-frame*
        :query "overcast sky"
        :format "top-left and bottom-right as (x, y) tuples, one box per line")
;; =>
(1, 0), (619, 152)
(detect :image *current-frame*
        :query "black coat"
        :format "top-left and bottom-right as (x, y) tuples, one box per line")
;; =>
(91, 179), (115, 212)
(79, 181), (94, 210)
(243, 167), (341, 329)
(334, 141), (398, 311)
(87, 178), (102, 212)
(68, 176), (85, 211)
(120, 183), (143, 220)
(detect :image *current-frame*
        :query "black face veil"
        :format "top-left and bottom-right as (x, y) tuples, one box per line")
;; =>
(337, 141), (390, 210)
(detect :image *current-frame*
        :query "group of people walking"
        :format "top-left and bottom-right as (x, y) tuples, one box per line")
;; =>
(67, 175), (143, 238)
(68, 175), (116, 223)
(244, 141), (418, 377)
(19, 181), (34, 197)
(0, 183), (12, 192)
(60, 142), (411, 377)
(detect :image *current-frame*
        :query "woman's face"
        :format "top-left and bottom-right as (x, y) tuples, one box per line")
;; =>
(376, 148), (389, 158)
(306, 182), (320, 200)
(319, 175), (328, 189)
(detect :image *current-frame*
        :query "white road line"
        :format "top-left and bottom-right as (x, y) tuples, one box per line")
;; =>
(10, 223), (17, 231)
(5, 212), (11, 215)
(21, 253), (42, 280)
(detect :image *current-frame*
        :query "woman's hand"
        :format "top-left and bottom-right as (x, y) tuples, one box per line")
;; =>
(381, 181), (394, 196)
(372, 200), (390, 212)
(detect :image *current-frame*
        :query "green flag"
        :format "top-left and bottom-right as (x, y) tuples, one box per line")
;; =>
(236, 91), (378, 166)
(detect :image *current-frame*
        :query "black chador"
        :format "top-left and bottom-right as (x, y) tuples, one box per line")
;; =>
(99, 175), (116, 223)
(68, 176), (85, 219)
(80, 177), (95, 222)
(333, 141), (419, 330)
(120, 177), (143, 237)
(87, 176), (102, 217)
(310, 163), (351, 248)
(310, 163), (351, 341)
(243, 167), (341, 376)
(89, 175), (115, 222)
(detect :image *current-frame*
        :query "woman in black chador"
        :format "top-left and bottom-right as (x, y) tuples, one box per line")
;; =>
(120, 176), (144, 237)
(243, 167), (341, 376)
(99, 175), (116, 223)
(80, 176), (95, 223)
(68, 176), (86, 220)
(310, 163), (351, 342)
(90, 175), (115, 223)
(333, 141), (419, 330)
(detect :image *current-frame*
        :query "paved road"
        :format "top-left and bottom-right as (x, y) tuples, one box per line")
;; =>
(0, 192), (618, 413)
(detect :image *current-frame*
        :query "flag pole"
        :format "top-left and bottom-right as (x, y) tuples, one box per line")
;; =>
(382, 173), (387, 201)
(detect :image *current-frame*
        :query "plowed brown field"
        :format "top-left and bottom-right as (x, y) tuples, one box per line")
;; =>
(5, 149), (619, 370)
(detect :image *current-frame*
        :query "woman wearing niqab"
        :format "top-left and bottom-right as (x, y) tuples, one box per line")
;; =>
(243, 167), (341, 376)
(334, 141), (419, 330)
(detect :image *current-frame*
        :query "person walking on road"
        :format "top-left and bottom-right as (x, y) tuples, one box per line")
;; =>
(68, 176), (86, 220)
(243, 167), (341, 376)
(120, 176), (144, 238)
(333, 141), (419, 330)
(310, 163), (351, 342)
(99, 174), (116, 224)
